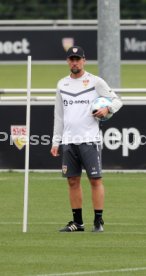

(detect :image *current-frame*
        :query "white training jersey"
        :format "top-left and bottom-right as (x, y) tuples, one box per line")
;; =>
(52, 71), (123, 146)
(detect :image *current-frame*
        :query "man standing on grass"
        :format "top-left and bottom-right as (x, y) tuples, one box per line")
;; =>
(51, 46), (123, 232)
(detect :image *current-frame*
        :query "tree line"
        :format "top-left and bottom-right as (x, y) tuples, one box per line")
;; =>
(0, 0), (146, 20)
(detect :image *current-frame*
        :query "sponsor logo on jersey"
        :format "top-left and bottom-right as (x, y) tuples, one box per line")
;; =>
(63, 99), (90, 106)
(64, 100), (69, 106)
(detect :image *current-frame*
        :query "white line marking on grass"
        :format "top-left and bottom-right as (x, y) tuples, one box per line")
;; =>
(0, 222), (21, 225)
(36, 267), (146, 276)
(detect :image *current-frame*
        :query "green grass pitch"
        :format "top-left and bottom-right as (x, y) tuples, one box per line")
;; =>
(0, 64), (146, 89)
(0, 172), (146, 276)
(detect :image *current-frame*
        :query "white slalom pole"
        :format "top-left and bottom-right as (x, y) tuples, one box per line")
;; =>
(23, 56), (31, 233)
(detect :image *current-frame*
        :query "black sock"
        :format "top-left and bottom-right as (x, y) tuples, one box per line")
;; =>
(94, 209), (103, 222)
(72, 208), (83, 225)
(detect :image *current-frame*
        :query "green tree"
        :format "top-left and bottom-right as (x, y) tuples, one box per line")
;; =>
(73, 0), (97, 19)
(120, 0), (146, 19)
(0, 0), (67, 19)
(0, 0), (146, 20)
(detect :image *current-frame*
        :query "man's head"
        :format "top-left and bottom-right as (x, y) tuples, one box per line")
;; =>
(66, 46), (86, 76)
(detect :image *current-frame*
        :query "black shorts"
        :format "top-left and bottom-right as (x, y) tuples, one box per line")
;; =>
(62, 142), (102, 178)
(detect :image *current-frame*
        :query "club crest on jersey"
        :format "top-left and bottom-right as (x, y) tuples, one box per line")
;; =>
(11, 125), (27, 150)
(83, 79), (89, 87)
(62, 165), (67, 174)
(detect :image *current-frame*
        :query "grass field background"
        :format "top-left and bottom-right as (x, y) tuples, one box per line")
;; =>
(0, 64), (146, 88)
(0, 172), (146, 276)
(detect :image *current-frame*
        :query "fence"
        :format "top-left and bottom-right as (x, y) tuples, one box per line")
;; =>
(0, 88), (146, 105)
(0, 88), (146, 94)
(0, 19), (146, 27)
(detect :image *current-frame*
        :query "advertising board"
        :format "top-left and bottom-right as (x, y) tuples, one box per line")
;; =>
(0, 28), (146, 61)
(0, 104), (146, 170)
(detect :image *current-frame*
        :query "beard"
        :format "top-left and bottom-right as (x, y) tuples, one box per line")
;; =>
(71, 68), (81, 74)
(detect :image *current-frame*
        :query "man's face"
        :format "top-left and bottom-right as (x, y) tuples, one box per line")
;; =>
(67, 56), (85, 74)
